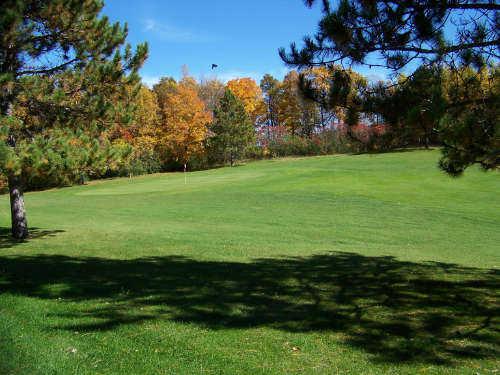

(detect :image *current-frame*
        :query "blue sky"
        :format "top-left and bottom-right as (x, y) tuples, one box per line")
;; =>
(103, 0), (390, 86)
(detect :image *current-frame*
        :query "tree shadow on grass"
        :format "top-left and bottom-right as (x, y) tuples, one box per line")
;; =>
(0, 252), (498, 366)
(0, 227), (65, 249)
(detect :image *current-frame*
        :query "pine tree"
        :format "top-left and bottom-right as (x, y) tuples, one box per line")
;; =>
(209, 89), (255, 167)
(439, 66), (499, 175)
(300, 67), (340, 129)
(299, 66), (367, 128)
(280, 0), (499, 175)
(280, 1), (499, 70)
(0, 0), (147, 238)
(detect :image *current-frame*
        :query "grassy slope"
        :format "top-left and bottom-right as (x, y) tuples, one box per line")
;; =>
(0, 150), (498, 374)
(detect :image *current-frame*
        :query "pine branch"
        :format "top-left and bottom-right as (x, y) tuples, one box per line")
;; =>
(17, 58), (79, 76)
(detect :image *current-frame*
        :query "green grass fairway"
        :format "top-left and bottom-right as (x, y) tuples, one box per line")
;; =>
(0, 150), (499, 374)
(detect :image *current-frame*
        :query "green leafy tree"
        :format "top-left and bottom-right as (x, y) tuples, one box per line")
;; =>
(0, 0), (147, 238)
(209, 89), (255, 166)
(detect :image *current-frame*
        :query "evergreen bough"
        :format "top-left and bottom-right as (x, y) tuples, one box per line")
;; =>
(0, 0), (147, 238)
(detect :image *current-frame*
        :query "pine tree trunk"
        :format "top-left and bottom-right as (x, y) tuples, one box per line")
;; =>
(2, 92), (28, 239)
(8, 175), (28, 240)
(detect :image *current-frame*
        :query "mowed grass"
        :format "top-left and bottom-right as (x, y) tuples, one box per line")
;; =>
(0, 150), (498, 374)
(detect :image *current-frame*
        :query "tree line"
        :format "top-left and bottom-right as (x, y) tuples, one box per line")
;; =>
(4, 63), (497, 189)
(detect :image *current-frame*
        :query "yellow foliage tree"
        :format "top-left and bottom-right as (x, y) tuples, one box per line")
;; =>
(226, 77), (265, 124)
(153, 77), (177, 114)
(126, 85), (161, 173)
(132, 85), (160, 138)
(278, 71), (302, 136)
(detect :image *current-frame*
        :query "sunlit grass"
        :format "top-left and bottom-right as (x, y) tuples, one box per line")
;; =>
(0, 150), (498, 374)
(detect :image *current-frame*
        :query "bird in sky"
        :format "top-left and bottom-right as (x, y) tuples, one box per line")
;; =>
(211, 64), (218, 70)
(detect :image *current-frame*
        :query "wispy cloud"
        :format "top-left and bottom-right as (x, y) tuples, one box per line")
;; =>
(142, 19), (218, 43)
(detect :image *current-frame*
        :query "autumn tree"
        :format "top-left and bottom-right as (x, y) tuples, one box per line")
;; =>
(209, 89), (255, 166)
(261, 72), (323, 139)
(178, 65), (199, 92)
(131, 85), (160, 136)
(0, 0), (147, 238)
(157, 81), (211, 170)
(278, 71), (303, 136)
(198, 78), (225, 112)
(118, 85), (161, 175)
(226, 78), (265, 125)
(153, 77), (177, 115)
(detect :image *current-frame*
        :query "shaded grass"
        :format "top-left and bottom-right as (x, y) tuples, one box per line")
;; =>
(1, 253), (499, 363)
(0, 150), (499, 374)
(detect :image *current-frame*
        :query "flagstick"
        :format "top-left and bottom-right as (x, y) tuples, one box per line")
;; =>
(184, 163), (187, 185)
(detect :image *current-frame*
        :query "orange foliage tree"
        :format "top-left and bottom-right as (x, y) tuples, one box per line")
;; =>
(157, 82), (212, 169)
(226, 77), (265, 124)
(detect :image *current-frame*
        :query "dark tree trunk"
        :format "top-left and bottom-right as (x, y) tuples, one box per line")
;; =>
(8, 175), (28, 240)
